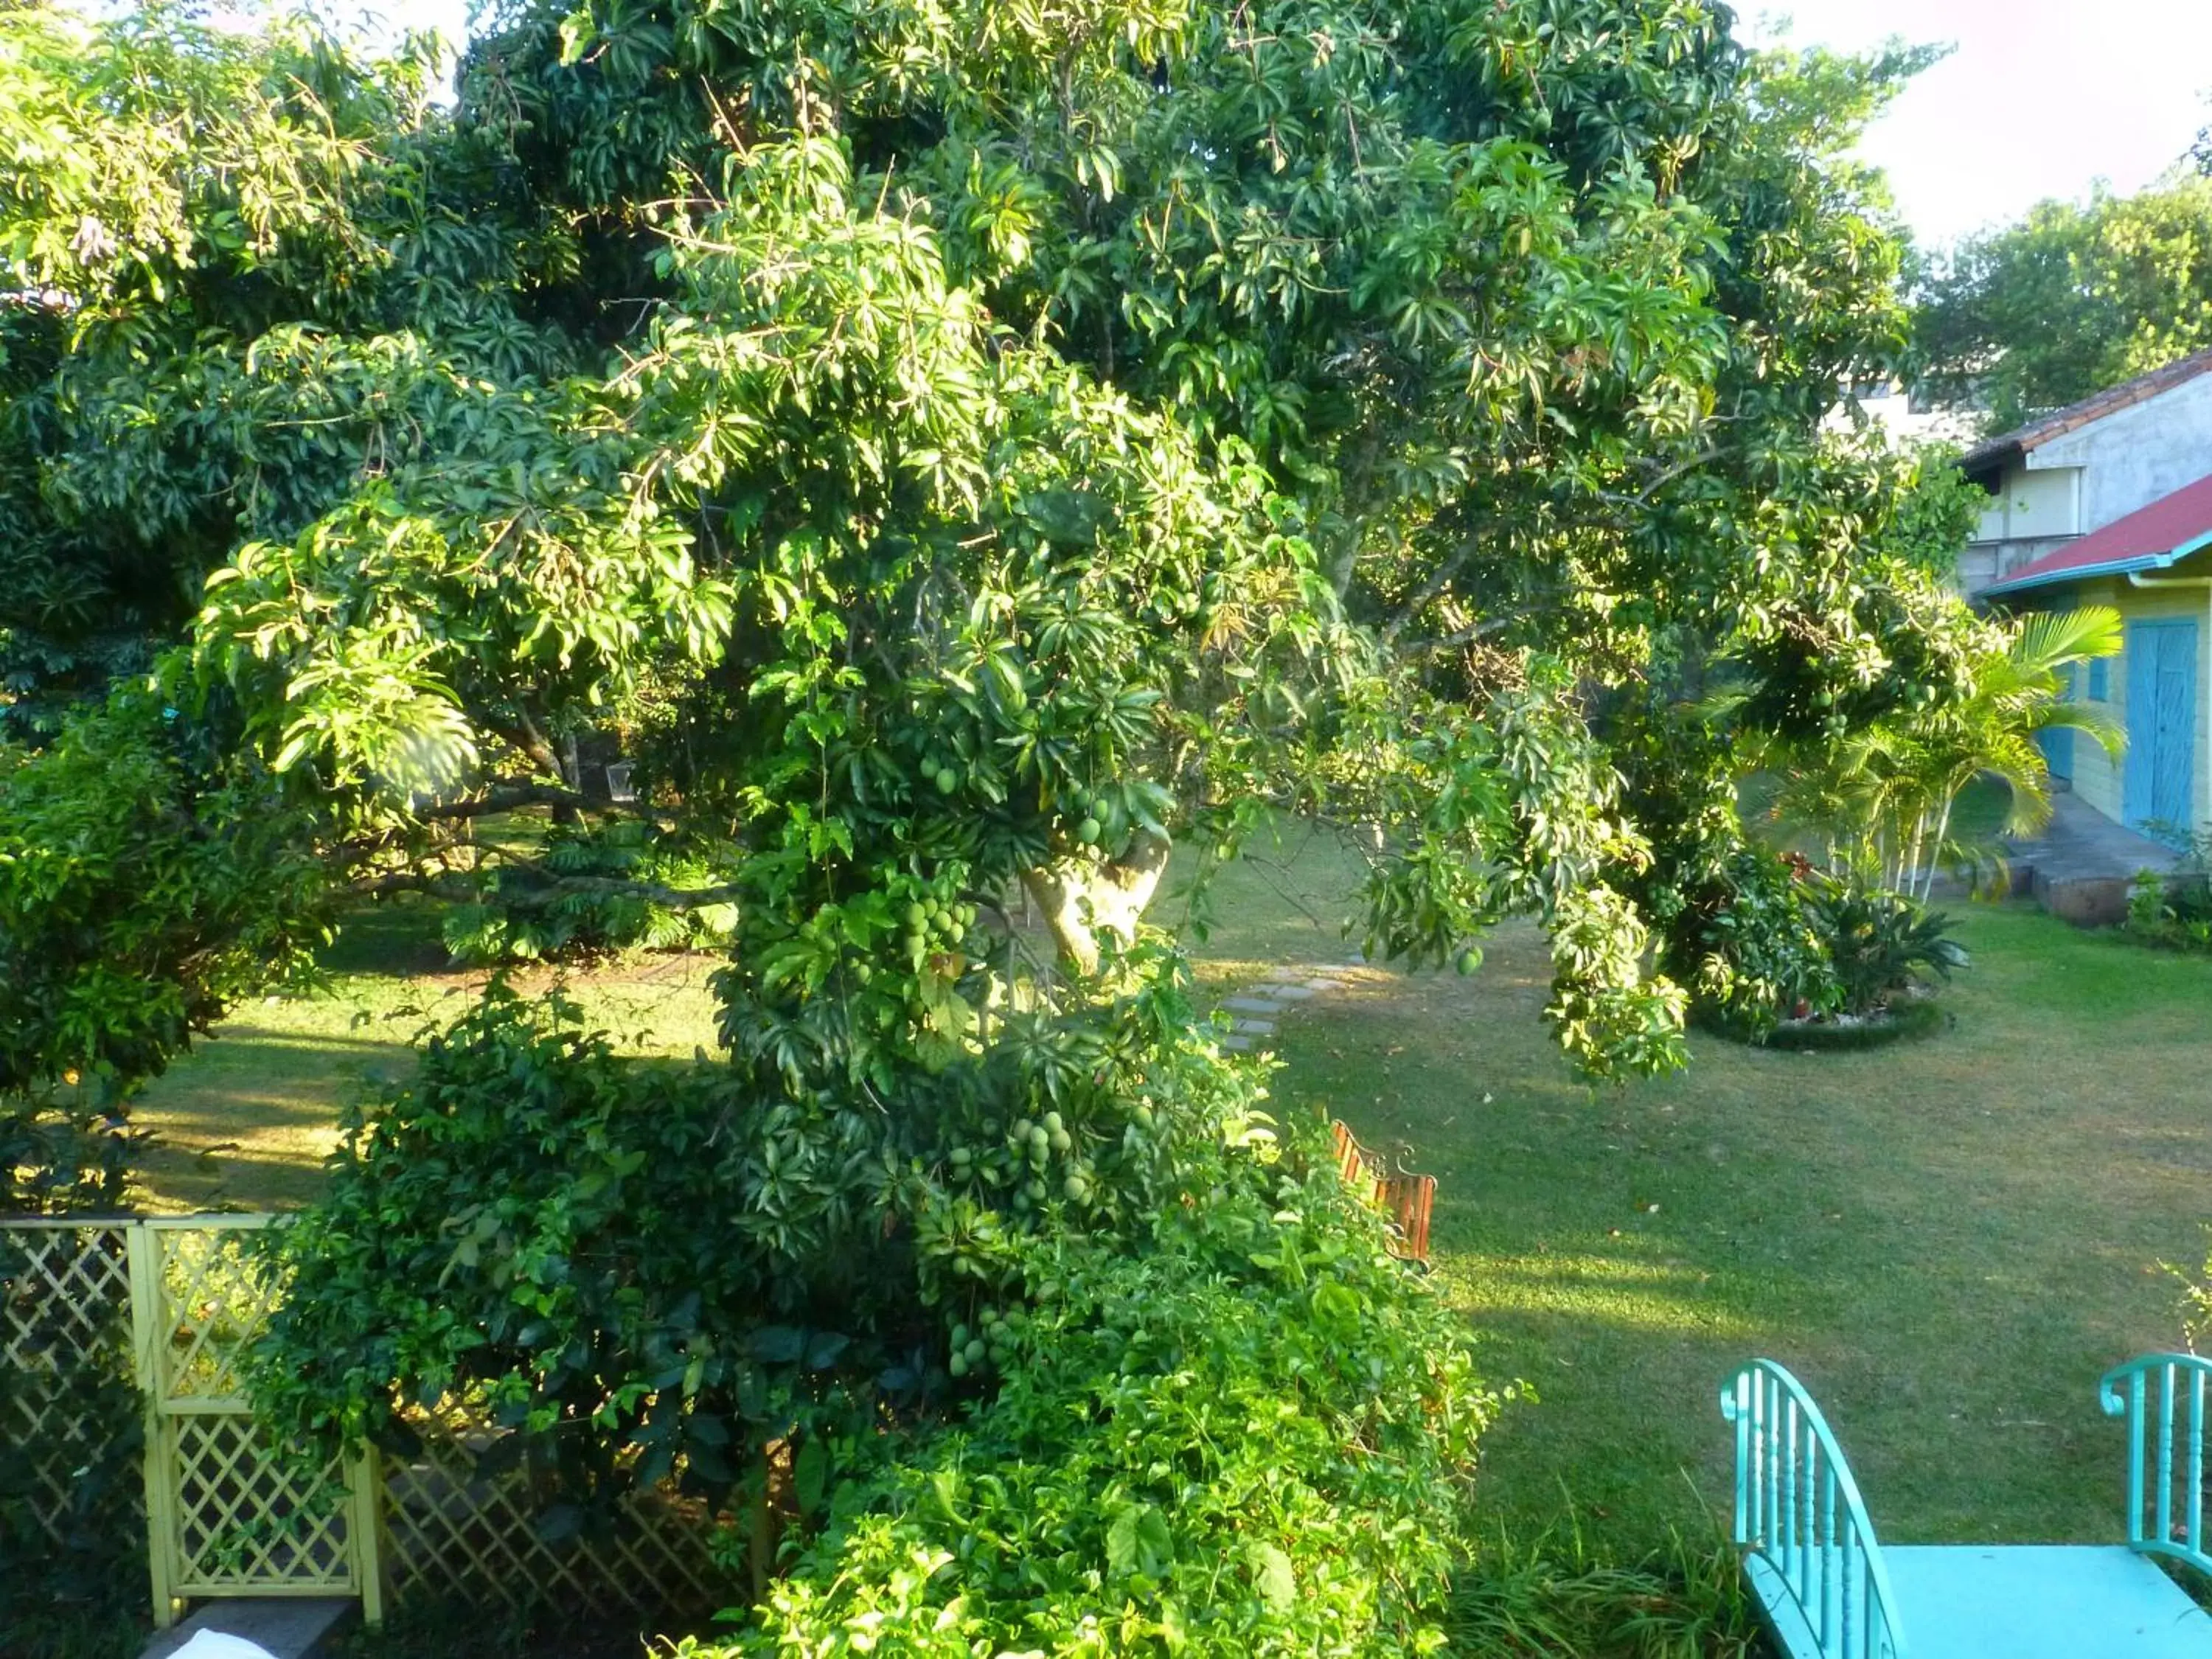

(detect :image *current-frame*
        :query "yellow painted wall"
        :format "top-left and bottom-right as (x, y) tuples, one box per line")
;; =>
(2055, 576), (2212, 833)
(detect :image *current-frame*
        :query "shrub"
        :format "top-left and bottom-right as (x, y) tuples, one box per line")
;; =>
(254, 970), (1492, 1652)
(1682, 850), (1840, 1040)
(1, 1085), (137, 1217)
(1799, 874), (1968, 1018)
(684, 1121), (1492, 1656)
(2124, 866), (2212, 953)
(439, 820), (740, 965)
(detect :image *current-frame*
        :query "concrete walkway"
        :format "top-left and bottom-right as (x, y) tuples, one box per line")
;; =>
(1217, 961), (1364, 1051)
(2003, 793), (2184, 925)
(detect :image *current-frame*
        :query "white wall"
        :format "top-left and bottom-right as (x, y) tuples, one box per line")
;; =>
(1975, 461), (2080, 543)
(2031, 371), (2212, 531)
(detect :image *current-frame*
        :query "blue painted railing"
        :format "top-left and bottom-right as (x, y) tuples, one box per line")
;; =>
(1722, 1360), (1907, 1659)
(2099, 1353), (2212, 1581)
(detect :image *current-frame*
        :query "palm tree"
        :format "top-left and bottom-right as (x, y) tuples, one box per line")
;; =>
(1778, 606), (2124, 900)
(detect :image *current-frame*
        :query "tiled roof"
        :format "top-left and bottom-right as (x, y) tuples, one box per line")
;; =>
(1958, 349), (2212, 478)
(1981, 471), (2212, 598)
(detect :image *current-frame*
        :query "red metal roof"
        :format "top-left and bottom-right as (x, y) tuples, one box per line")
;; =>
(1982, 471), (2212, 598)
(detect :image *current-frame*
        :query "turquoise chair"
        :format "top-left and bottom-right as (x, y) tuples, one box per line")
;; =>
(1722, 1356), (2212, 1658)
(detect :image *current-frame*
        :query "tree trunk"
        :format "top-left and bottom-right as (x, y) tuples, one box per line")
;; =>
(1020, 830), (1173, 975)
(1923, 796), (1955, 903)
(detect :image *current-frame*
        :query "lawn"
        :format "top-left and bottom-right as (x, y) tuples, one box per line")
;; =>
(128, 829), (2212, 1566)
(1275, 898), (2212, 1557)
(127, 821), (1378, 1210)
(128, 898), (727, 1211)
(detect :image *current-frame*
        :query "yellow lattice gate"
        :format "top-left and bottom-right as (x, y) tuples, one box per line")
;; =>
(131, 1218), (381, 1627)
(7, 1214), (723, 1631)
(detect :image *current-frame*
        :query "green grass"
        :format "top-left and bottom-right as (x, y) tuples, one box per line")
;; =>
(125, 824), (2212, 1568)
(1156, 819), (1377, 987)
(1273, 900), (2212, 1555)
(129, 897), (726, 1211)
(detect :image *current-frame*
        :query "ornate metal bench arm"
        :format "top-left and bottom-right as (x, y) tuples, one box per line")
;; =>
(1722, 1359), (1907, 1659)
(2100, 1352), (2212, 1581)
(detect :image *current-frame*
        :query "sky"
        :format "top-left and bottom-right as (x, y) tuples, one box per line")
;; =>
(357, 0), (2212, 253)
(1745, 1), (2212, 248)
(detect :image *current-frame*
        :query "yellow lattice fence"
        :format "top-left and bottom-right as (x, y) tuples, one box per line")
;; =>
(380, 1408), (723, 1616)
(2, 1216), (726, 1627)
(0, 1220), (142, 1559)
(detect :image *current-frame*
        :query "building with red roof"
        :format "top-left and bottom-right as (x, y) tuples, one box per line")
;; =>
(1966, 372), (2212, 838)
(1959, 349), (2212, 599)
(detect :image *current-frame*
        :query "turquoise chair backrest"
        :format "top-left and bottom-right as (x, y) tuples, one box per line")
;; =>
(2100, 1354), (2212, 1582)
(1722, 1360), (1906, 1659)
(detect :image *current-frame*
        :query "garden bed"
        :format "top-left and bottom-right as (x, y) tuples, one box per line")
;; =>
(1752, 995), (1947, 1051)
(1694, 991), (1947, 1052)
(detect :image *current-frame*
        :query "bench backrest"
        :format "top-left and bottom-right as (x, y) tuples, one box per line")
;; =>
(1328, 1119), (1435, 1265)
(1722, 1360), (1907, 1659)
(2100, 1352), (2212, 1580)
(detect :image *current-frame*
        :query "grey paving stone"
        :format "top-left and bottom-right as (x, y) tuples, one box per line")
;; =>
(1222, 995), (1286, 1014)
(139, 1598), (354, 1659)
(1220, 1034), (1256, 1051)
(1258, 983), (1320, 1001)
(1231, 1018), (1276, 1034)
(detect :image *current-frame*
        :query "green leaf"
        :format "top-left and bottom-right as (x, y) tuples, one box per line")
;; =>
(1253, 1544), (1295, 1614)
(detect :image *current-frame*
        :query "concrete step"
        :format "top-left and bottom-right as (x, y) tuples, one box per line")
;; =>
(139, 1599), (355, 1659)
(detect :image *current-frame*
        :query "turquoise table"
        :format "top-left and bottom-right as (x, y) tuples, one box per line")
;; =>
(1722, 1355), (2212, 1658)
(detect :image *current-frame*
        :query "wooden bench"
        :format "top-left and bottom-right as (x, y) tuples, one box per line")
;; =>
(1329, 1119), (1434, 1266)
(1722, 1356), (2212, 1658)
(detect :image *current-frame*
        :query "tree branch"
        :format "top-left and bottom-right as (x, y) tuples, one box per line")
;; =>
(1401, 617), (1513, 658)
(354, 866), (743, 911)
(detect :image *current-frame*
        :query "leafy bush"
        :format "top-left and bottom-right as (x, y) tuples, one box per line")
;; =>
(439, 820), (740, 965)
(254, 972), (1491, 1652)
(1, 692), (326, 1145)
(684, 1123), (1490, 1656)
(1680, 850), (1840, 1040)
(1800, 875), (1968, 1017)
(0, 1086), (138, 1217)
(2124, 863), (2212, 953)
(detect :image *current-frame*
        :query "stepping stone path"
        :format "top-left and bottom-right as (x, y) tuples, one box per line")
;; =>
(1217, 963), (1363, 1051)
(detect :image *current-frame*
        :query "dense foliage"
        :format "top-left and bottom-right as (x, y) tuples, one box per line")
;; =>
(0, 688), (325, 1210)
(4, 0), (2004, 1099)
(701, 1151), (1489, 1655)
(1798, 874), (1966, 1019)
(1915, 178), (2212, 433)
(2126, 860), (2212, 954)
(258, 981), (1489, 1651)
(0, 0), (2051, 1638)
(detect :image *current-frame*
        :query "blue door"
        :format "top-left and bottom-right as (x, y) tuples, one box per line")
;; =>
(2040, 664), (2076, 781)
(2124, 619), (2199, 835)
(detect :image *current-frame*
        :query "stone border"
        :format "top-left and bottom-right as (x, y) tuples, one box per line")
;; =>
(1217, 962), (1362, 1051)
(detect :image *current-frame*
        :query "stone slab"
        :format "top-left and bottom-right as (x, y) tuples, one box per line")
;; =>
(1231, 1018), (1276, 1034)
(1222, 996), (1284, 1014)
(2036, 872), (2135, 928)
(139, 1599), (355, 1659)
(1220, 1034), (1256, 1051)
(2003, 793), (2183, 929)
(1256, 984), (1319, 1000)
